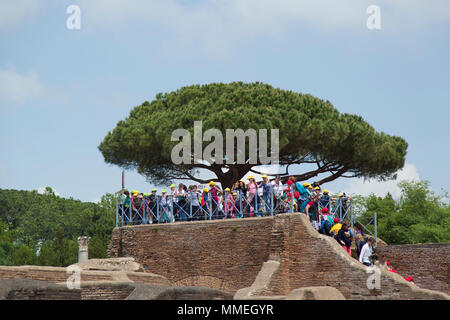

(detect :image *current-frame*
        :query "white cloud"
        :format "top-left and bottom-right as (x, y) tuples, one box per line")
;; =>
(38, 186), (61, 197)
(78, 0), (450, 57)
(0, 67), (44, 106)
(344, 163), (420, 199)
(0, 0), (39, 30)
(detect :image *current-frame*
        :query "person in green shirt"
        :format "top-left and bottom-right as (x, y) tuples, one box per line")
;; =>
(117, 189), (131, 225)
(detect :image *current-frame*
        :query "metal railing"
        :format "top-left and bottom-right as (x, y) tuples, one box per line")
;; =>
(115, 185), (361, 228)
(350, 211), (378, 246)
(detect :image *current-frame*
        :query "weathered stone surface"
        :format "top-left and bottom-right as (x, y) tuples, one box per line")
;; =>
(126, 284), (233, 300)
(0, 278), (81, 300)
(286, 286), (346, 300)
(234, 260), (280, 299)
(70, 257), (143, 272)
(0, 265), (170, 287)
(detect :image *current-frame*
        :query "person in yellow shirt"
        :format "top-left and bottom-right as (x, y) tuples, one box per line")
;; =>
(329, 217), (342, 236)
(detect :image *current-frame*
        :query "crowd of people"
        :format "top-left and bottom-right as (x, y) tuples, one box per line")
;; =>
(117, 175), (384, 267)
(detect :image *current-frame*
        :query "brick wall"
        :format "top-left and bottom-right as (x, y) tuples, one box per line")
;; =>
(109, 218), (273, 293)
(110, 213), (449, 300)
(80, 283), (135, 300)
(377, 243), (450, 295)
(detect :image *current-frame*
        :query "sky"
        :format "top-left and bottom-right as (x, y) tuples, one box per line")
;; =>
(0, 0), (449, 203)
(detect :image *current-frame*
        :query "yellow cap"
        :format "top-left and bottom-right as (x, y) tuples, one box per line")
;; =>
(232, 192), (237, 196)
(323, 189), (329, 194)
(303, 182), (309, 187)
(314, 187), (320, 190)
(248, 176), (254, 180)
(262, 174), (268, 178)
(225, 188), (230, 192)
(208, 181), (215, 186)
(339, 193), (343, 197)
(203, 188), (209, 192)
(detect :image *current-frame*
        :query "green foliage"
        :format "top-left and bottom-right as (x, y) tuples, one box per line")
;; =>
(11, 244), (36, 265)
(0, 188), (117, 267)
(98, 82), (408, 187)
(89, 235), (108, 259)
(356, 180), (450, 245)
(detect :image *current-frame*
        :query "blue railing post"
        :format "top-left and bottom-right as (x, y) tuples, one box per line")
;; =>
(374, 211), (377, 247)
(270, 186), (274, 216)
(115, 199), (119, 227)
(128, 204), (132, 225)
(208, 192), (212, 220)
(239, 189), (242, 218)
(350, 199), (353, 229)
(224, 190), (228, 219)
(170, 195), (174, 223)
(255, 190), (258, 216)
(156, 196), (160, 223)
(189, 191), (193, 221)
(290, 185), (294, 213)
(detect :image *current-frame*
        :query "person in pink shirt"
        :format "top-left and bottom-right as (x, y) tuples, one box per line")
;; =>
(246, 176), (258, 217)
(208, 181), (221, 219)
(224, 188), (236, 218)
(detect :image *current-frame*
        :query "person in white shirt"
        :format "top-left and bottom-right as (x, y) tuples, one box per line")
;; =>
(359, 237), (376, 267)
(271, 176), (284, 213)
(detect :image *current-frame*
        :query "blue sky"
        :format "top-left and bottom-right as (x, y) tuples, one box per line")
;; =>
(1, 0), (449, 202)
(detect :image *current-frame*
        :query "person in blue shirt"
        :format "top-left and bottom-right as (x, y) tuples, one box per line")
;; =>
(260, 175), (272, 215)
(293, 180), (312, 212)
(320, 189), (331, 210)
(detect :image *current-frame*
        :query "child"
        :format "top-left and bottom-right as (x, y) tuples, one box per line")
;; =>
(319, 207), (332, 236)
(189, 185), (201, 221)
(159, 189), (170, 223)
(282, 184), (298, 212)
(170, 184), (178, 220)
(260, 175), (272, 215)
(133, 192), (144, 224)
(224, 188), (235, 218)
(176, 183), (187, 221)
(200, 188), (210, 220)
(232, 180), (247, 217)
(320, 189), (331, 211)
(246, 176), (258, 217)
(208, 181), (220, 219)
(336, 221), (352, 255)
(271, 176), (283, 214)
(149, 188), (157, 223)
(231, 192), (239, 217)
(119, 189), (131, 225)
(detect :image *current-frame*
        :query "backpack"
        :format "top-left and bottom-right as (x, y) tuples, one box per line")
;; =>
(322, 220), (331, 235)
